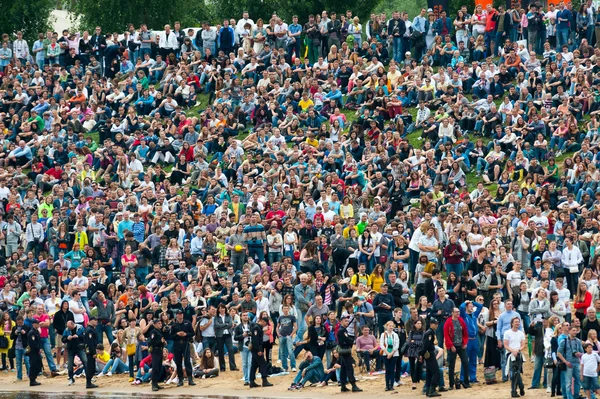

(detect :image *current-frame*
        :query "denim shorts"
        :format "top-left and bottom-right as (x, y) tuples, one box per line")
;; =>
(582, 376), (599, 392)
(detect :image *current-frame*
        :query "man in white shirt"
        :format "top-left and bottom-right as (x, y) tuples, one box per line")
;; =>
(158, 24), (179, 59)
(68, 291), (86, 326)
(236, 12), (255, 38)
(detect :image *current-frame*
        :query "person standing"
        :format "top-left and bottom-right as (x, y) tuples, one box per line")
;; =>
(557, 325), (584, 399)
(10, 316), (30, 382)
(27, 319), (42, 387)
(503, 317), (527, 398)
(337, 315), (362, 392)
(234, 311), (253, 385)
(421, 318), (441, 397)
(148, 319), (166, 392)
(34, 304), (59, 377)
(249, 316), (272, 388)
(460, 299), (483, 384)
(277, 305), (297, 372)
(83, 317), (99, 389)
(444, 307), (470, 389)
(170, 310), (195, 386)
(431, 287), (455, 348)
(62, 320), (87, 386)
(380, 320), (400, 392)
(373, 283), (395, 336)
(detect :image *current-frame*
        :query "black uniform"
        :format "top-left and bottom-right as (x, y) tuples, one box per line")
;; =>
(84, 324), (98, 387)
(27, 325), (42, 385)
(170, 318), (194, 384)
(337, 324), (357, 386)
(421, 325), (440, 396)
(249, 322), (268, 386)
(148, 326), (165, 389)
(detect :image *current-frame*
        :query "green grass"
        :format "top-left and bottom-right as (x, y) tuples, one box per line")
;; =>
(95, 78), (587, 198)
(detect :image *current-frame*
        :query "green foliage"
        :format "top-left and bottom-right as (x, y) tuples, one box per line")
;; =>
(71, 0), (215, 33)
(210, 0), (383, 25)
(448, 0), (475, 16)
(373, 0), (426, 21)
(0, 0), (55, 43)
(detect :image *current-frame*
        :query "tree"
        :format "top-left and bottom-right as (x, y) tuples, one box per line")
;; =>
(71, 0), (214, 33)
(0, 0), (55, 43)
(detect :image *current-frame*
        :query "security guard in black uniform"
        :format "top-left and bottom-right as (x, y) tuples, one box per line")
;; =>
(249, 316), (273, 388)
(170, 309), (196, 386)
(149, 319), (166, 392)
(337, 315), (362, 392)
(84, 317), (99, 389)
(27, 318), (42, 386)
(421, 318), (441, 397)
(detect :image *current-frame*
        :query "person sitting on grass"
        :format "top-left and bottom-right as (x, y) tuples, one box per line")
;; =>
(288, 350), (326, 390)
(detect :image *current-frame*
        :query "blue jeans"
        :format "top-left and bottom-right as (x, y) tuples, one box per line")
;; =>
(247, 246), (265, 263)
(97, 322), (115, 345)
(241, 347), (252, 383)
(136, 364), (151, 382)
(557, 28), (569, 50)
(16, 348), (29, 380)
(446, 263), (462, 277)
(563, 362), (581, 399)
(461, 338), (479, 382)
(279, 335), (296, 370)
(296, 311), (307, 342)
(41, 337), (57, 371)
(531, 354), (544, 388)
(202, 336), (216, 353)
(102, 357), (129, 374)
(393, 37), (402, 63)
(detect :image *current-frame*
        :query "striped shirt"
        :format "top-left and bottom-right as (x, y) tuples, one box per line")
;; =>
(243, 223), (266, 247)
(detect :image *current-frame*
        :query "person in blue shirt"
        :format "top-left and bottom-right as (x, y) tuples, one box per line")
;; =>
(287, 16), (303, 64)
(460, 299), (483, 383)
(556, 3), (572, 50)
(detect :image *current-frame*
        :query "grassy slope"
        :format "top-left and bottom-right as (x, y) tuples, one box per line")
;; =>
(84, 85), (581, 193)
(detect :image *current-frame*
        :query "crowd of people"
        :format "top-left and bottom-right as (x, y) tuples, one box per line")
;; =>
(2, 1), (600, 397)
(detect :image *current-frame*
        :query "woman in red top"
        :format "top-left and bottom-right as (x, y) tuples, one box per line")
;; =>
(573, 281), (592, 322)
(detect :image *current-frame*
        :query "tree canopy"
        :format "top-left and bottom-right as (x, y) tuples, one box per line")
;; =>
(0, 0), (55, 43)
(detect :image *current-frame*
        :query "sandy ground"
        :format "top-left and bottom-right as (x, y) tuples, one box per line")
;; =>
(0, 349), (543, 399)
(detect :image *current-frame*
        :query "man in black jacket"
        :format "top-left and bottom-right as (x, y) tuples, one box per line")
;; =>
(388, 11), (406, 64)
(27, 319), (42, 386)
(249, 316), (272, 388)
(170, 310), (195, 386)
(84, 317), (99, 389)
(62, 320), (88, 387)
(337, 315), (362, 392)
(148, 319), (165, 391)
(151, 235), (169, 269)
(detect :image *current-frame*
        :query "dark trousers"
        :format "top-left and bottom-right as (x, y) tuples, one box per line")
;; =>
(151, 350), (162, 386)
(425, 354), (440, 390)
(86, 353), (95, 385)
(67, 349), (87, 381)
(339, 353), (356, 384)
(447, 345), (469, 386)
(216, 334), (237, 370)
(173, 343), (193, 381)
(384, 355), (397, 389)
(249, 350), (267, 382)
(29, 353), (41, 382)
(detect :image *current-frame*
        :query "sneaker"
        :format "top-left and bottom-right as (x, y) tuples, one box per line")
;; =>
(68, 379), (75, 386)
(97, 373), (104, 378)
(106, 371), (112, 377)
(292, 368), (297, 372)
(13, 378), (22, 383)
(129, 377), (134, 382)
(547, 387), (551, 393)
(401, 372), (409, 378)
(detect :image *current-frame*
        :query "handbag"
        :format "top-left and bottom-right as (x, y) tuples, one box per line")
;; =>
(126, 343), (136, 356)
(0, 335), (8, 349)
(544, 357), (555, 369)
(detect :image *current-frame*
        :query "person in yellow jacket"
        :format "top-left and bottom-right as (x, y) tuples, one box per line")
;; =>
(74, 224), (89, 249)
(0, 312), (15, 370)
